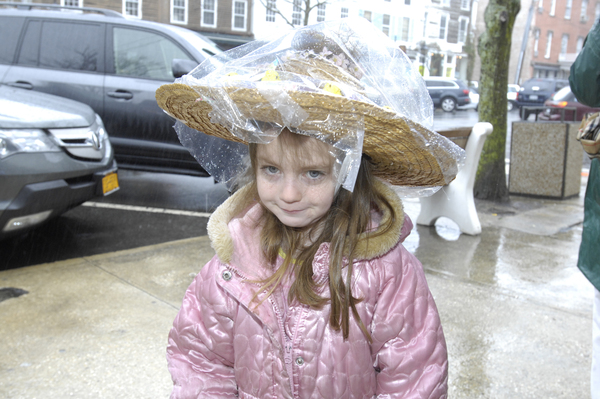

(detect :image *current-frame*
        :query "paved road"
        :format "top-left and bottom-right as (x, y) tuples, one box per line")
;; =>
(0, 171), (229, 270)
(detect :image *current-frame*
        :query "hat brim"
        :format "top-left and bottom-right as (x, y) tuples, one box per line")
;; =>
(156, 83), (457, 187)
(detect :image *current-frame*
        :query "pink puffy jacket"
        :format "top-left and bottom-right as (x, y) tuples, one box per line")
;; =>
(167, 181), (448, 398)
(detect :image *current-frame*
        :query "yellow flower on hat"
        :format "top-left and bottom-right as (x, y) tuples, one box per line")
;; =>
(322, 83), (342, 96)
(261, 70), (280, 82)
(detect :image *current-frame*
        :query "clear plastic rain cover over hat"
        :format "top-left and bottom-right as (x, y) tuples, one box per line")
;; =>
(171, 17), (465, 195)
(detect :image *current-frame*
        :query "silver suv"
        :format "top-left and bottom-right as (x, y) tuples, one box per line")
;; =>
(0, 3), (222, 176)
(0, 85), (118, 239)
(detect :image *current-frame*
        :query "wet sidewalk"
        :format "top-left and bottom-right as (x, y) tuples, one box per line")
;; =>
(0, 175), (594, 398)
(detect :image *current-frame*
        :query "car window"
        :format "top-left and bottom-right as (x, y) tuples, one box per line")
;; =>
(522, 80), (554, 91)
(112, 27), (193, 80)
(0, 16), (25, 64)
(425, 80), (455, 87)
(18, 20), (104, 72)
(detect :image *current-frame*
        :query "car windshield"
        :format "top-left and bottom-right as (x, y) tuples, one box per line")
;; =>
(523, 80), (554, 91)
(551, 86), (576, 102)
(166, 26), (224, 58)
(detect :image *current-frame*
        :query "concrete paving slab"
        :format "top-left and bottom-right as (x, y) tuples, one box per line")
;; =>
(492, 203), (584, 236)
(0, 257), (176, 398)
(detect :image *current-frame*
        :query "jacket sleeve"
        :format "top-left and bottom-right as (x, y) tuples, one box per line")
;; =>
(569, 22), (600, 107)
(167, 256), (238, 398)
(370, 244), (448, 399)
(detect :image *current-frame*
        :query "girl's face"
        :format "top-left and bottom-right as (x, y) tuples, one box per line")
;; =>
(255, 133), (337, 228)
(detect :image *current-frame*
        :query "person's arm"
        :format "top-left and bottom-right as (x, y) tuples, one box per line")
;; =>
(370, 246), (448, 399)
(167, 256), (238, 398)
(569, 22), (600, 107)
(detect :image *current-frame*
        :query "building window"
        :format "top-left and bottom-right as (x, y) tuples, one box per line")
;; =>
(341, 7), (348, 18)
(317, 3), (326, 22)
(550, 0), (556, 16)
(545, 30), (553, 59)
(401, 16), (410, 41)
(405, 0), (410, 4)
(266, 0), (275, 22)
(442, 0), (450, 6)
(458, 16), (468, 43)
(232, 0), (246, 30)
(363, 10), (372, 22)
(201, 0), (216, 27)
(596, 2), (600, 22)
(534, 28), (540, 57)
(581, 0), (589, 22)
(62, 0), (80, 6)
(427, 12), (448, 40)
(123, 0), (141, 17)
(292, 0), (302, 26)
(577, 36), (584, 52)
(560, 34), (568, 54)
(538, 0), (543, 13)
(460, 0), (469, 10)
(565, 0), (572, 19)
(171, 0), (187, 24)
(382, 14), (390, 36)
(439, 14), (447, 39)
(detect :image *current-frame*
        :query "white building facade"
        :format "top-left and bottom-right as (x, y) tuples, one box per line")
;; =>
(251, 0), (478, 79)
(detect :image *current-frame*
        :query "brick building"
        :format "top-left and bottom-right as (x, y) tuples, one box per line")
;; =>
(473, 0), (600, 85)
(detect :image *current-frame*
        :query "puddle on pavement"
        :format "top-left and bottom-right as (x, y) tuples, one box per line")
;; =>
(0, 287), (28, 302)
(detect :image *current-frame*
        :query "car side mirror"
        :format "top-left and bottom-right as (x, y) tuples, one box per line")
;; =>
(172, 59), (199, 78)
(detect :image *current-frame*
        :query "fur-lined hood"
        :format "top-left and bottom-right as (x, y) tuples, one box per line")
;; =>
(207, 179), (408, 265)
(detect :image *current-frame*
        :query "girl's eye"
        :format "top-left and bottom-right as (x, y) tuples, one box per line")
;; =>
(264, 166), (279, 174)
(307, 170), (323, 179)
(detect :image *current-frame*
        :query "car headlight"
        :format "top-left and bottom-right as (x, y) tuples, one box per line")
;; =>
(0, 129), (61, 159)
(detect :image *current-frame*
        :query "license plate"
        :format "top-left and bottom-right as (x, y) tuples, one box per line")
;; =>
(529, 95), (538, 100)
(102, 172), (119, 195)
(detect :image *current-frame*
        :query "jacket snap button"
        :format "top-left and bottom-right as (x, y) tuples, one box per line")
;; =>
(295, 357), (304, 366)
(222, 270), (232, 281)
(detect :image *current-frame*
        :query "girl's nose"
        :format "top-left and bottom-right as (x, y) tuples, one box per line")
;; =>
(280, 178), (302, 203)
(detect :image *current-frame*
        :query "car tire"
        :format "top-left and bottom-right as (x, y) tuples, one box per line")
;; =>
(520, 108), (530, 120)
(441, 97), (457, 112)
(507, 101), (514, 112)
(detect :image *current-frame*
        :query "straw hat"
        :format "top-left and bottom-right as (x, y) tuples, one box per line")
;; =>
(155, 19), (464, 188)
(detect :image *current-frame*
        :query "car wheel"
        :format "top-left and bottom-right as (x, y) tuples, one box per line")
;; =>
(507, 101), (514, 112)
(441, 97), (457, 112)
(520, 109), (530, 120)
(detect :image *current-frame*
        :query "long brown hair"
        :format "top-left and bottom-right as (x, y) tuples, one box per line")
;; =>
(245, 130), (397, 342)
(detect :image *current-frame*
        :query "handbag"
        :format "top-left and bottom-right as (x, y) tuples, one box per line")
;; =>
(578, 112), (600, 159)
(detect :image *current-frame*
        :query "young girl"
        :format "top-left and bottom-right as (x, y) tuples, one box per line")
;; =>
(157, 17), (462, 399)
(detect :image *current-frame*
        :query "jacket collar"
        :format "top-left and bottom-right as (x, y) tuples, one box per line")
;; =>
(207, 179), (406, 267)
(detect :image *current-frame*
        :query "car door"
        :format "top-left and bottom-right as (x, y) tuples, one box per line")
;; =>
(103, 25), (205, 172)
(425, 80), (441, 106)
(2, 19), (105, 117)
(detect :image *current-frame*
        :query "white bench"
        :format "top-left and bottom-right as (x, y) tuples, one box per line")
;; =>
(417, 122), (494, 235)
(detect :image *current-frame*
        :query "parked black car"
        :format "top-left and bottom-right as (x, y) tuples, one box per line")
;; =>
(0, 3), (223, 176)
(0, 85), (118, 239)
(424, 77), (471, 112)
(516, 78), (569, 120)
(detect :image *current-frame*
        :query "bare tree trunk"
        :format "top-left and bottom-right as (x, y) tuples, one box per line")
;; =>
(474, 0), (520, 202)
